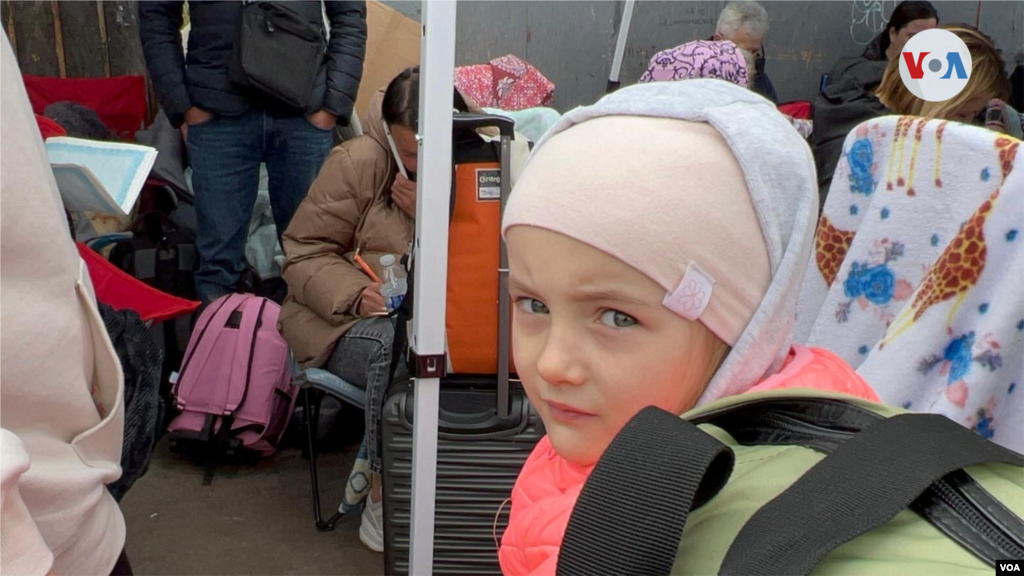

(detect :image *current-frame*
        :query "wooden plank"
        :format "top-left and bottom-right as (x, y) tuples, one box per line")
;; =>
(103, 0), (145, 76)
(96, 1), (111, 76)
(58, 0), (106, 77)
(50, 1), (66, 77)
(10, 0), (59, 76)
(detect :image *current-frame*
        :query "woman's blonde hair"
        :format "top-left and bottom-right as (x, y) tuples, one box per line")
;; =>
(876, 25), (1011, 120)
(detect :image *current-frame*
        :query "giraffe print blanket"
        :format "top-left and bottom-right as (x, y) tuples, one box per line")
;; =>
(794, 116), (1023, 452)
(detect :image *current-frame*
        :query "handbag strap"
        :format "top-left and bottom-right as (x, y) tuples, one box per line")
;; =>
(556, 407), (735, 576)
(719, 413), (1024, 575)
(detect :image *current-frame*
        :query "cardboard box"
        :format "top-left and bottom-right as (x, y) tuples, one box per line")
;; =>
(355, 1), (421, 123)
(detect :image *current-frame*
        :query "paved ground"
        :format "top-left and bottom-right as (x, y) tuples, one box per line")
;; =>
(120, 407), (384, 576)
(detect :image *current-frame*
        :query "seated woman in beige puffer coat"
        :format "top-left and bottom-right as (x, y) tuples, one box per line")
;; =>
(280, 66), (530, 553)
(279, 67), (426, 553)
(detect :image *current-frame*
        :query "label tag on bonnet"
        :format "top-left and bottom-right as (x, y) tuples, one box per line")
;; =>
(663, 262), (714, 321)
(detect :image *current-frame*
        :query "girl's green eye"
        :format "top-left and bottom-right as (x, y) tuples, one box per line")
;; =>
(600, 309), (638, 328)
(517, 298), (549, 315)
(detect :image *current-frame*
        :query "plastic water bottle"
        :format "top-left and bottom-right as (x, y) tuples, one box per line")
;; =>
(379, 254), (407, 313)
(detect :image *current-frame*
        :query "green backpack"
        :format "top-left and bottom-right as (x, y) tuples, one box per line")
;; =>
(556, 389), (1024, 576)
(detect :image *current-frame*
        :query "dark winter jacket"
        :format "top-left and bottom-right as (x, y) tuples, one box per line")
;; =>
(140, 1), (366, 127)
(99, 304), (164, 502)
(752, 64), (778, 103)
(811, 33), (890, 199)
(1010, 64), (1023, 113)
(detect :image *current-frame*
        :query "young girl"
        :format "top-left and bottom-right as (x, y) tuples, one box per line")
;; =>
(497, 79), (880, 575)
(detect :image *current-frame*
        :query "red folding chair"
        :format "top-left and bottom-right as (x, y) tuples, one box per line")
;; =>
(77, 242), (199, 324)
(24, 74), (148, 140)
(35, 114), (67, 139)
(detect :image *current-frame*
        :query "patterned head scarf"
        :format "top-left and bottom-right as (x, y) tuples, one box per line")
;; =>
(639, 40), (749, 88)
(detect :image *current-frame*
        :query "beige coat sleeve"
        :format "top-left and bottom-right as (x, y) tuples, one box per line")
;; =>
(281, 147), (376, 326)
(1, 430), (54, 576)
(2, 29), (125, 575)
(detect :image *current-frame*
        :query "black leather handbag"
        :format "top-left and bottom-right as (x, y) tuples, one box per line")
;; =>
(230, 1), (325, 109)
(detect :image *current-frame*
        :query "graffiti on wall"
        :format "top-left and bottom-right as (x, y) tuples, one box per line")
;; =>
(850, 0), (895, 45)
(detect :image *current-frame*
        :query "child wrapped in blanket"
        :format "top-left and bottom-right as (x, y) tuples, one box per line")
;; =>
(497, 79), (880, 575)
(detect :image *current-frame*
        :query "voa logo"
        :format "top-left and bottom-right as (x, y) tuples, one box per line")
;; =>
(899, 28), (972, 102)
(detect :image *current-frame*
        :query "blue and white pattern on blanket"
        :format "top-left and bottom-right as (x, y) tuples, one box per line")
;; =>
(796, 116), (1023, 452)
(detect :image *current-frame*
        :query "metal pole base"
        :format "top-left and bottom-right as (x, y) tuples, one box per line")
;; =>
(315, 511), (344, 532)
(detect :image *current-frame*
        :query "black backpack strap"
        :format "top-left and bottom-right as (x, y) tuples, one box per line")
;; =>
(719, 413), (1024, 576)
(177, 242), (197, 272)
(557, 407), (734, 576)
(134, 248), (158, 281)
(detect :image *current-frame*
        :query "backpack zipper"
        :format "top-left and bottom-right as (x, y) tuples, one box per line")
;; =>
(741, 411), (854, 446)
(695, 402), (1024, 565)
(927, 476), (1024, 559)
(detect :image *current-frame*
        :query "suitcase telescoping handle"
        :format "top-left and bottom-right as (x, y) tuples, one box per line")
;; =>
(452, 113), (515, 139)
(453, 113), (515, 419)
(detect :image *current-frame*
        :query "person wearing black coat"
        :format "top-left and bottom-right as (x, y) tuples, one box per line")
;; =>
(1010, 63), (1023, 113)
(810, 1), (937, 203)
(139, 1), (367, 304)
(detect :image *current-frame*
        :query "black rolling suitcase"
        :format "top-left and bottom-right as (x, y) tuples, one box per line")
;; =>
(381, 114), (544, 575)
(380, 378), (544, 575)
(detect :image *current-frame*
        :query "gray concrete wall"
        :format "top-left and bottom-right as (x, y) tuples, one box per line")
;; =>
(385, 0), (1024, 111)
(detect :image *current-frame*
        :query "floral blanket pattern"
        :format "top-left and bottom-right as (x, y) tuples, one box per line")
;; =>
(836, 239), (914, 324)
(795, 116), (1023, 451)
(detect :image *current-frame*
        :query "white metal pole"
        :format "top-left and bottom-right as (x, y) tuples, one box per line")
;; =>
(608, 0), (636, 93)
(409, 1), (457, 575)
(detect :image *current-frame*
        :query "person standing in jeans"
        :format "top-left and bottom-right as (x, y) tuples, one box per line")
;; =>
(140, 1), (367, 304)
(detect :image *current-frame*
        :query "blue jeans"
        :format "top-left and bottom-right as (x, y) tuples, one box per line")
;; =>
(327, 317), (408, 473)
(185, 109), (332, 303)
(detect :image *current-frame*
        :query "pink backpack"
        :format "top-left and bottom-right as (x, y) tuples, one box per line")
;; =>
(168, 293), (298, 460)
